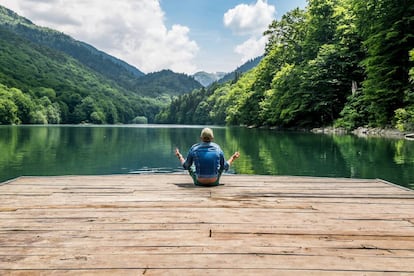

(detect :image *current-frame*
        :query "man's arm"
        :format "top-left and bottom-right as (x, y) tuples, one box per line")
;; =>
(227, 152), (240, 165)
(175, 148), (185, 165)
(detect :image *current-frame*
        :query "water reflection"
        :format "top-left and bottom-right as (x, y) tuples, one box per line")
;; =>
(0, 125), (413, 189)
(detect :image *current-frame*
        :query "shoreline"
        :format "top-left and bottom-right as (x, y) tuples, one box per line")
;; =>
(248, 124), (411, 140)
(3, 124), (413, 140)
(311, 126), (409, 139)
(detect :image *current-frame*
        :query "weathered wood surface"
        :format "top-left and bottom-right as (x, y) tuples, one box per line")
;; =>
(0, 174), (414, 275)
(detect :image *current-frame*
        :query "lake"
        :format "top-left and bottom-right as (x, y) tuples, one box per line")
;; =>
(1, 125), (413, 190)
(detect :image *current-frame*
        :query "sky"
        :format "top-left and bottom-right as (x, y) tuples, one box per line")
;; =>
(0, 0), (307, 74)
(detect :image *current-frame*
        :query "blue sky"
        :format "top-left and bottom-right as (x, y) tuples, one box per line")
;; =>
(1, 0), (307, 74)
(161, 0), (307, 73)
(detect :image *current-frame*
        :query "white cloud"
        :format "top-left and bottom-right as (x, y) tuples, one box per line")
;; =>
(223, 0), (275, 36)
(1, 0), (199, 74)
(235, 36), (268, 63)
(126, 24), (199, 74)
(224, 0), (275, 64)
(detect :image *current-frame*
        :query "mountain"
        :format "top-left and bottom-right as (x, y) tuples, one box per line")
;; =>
(0, 25), (149, 124)
(217, 56), (263, 84)
(193, 57), (263, 87)
(0, 5), (201, 96)
(155, 57), (265, 125)
(136, 70), (202, 97)
(0, 6), (145, 89)
(193, 71), (226, 87)
(0, 5), (202, 125)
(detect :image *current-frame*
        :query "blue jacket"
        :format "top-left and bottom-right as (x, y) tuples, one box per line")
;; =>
(182, 142), (229, 178)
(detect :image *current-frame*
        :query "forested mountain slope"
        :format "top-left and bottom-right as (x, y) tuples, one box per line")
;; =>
(0, 5), (202, 124)
(192, 57), (262, 88)
(0, 6), (145, 90)
(136, 70), (202, 97)
(217, 56), (262, 84)
(157, 0), (414, 131)
(0, 26), (155, 124)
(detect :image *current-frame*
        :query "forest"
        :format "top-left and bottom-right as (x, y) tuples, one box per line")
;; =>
(0, 6), (201, 125)
(156, 0), (414, 131)
(0, 26), (158, 124)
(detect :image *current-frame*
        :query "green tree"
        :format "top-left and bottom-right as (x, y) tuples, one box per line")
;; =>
(73, 96), (98, 123)
(0, 98), (19, 124)
(131, 116), (148, 124)
(193, 101), (210, 124)
(264, 8), (306, 63)
(154, 0), (413, 131)
(410, 49), (414, 82)
(0, 84), (35, 124)
(9, 87), (34, 124)
(208, 84), (231, 124)
(260, 63), (295, 126)
(30, 96), (61, 124)
(215, 71), (256, 125)
(235, 52), (278, 126)
(299, 44), (351, 126)
(353, 0), (414, 126)
(258, 0), (344, 128)
(302, 0), (338, 60)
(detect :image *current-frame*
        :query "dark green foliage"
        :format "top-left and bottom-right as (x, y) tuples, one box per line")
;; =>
(156, 87), (214, 124)
(135, 70), (202, 97)
(353, 0), (414, 127)
(0, 5), (202, 125)
(0, 26), (154, 124)
(0, 5), (145, 89)
(157, 0), (414, 130)
(302, 0), (338, 60)
(131, 116), (148, 124)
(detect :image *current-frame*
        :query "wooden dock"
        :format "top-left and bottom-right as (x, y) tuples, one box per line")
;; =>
(0, 174), (414, 275)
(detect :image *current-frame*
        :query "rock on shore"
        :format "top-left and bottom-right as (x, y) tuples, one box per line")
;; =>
(311, 127), (406, 139)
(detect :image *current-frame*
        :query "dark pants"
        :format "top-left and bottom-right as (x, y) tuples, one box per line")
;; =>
(188, 167), (223, 186)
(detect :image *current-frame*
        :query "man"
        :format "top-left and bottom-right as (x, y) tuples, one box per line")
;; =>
(175, 128), (240, 186)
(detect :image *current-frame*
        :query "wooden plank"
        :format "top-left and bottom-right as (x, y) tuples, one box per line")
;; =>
(0, 174), (414, 274)
(0, 211), (412, 236)
(1, 252), (414, 272)
(1, 230), (414, 255)
(0, 269), (402, 276)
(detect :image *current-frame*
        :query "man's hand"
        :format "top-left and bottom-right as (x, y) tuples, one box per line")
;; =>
(228, 151), (240, 165)
(175, 148), (185, 164)
(232, 152), (240, 159)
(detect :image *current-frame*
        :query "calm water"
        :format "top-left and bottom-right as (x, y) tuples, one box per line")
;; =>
(1, 125), (414, 189)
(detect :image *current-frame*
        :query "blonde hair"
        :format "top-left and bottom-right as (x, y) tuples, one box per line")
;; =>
(200, 128), (214, 142)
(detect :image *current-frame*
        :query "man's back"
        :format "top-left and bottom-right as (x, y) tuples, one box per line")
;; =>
(183, 142), (228, 178)
(175, 127), (239, 186)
